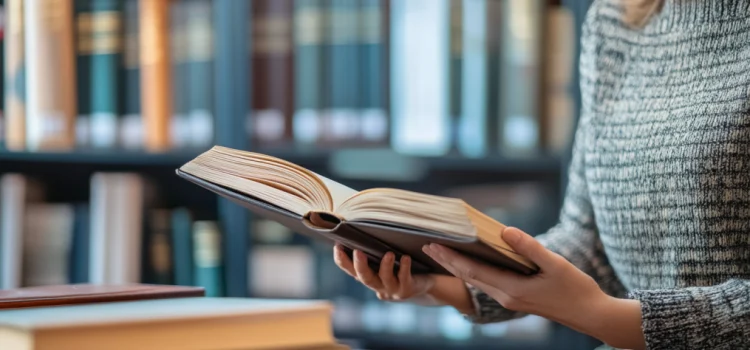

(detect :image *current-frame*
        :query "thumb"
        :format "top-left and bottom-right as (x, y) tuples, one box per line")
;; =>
(502, 227), (555, 268)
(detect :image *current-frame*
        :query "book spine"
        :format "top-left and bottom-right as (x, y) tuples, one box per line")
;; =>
(484, 0), (502, 153)
(389, 0), (451, 156)
(457, 0), (488, 158)
(185, 0), (214, 149)
(4, 0), (25, 150)
(292, 0), (324, 146)
(499, 0), (544, 154)
(22, 204), (75, 287)
(139, 0), (171, 152)
(324, 0), (360, 144)
(448, 0), (462, 151)
(69, 203), (90, 283)
(120, 0), (142, 149)
(251, 0), (294, 148)
(74, 0), (92, 149)
(1, 174), (27, 289)
(169, 0), (189, 149)
(170, 207), (194, 286)
(193, 220), (224, 297)
(145, 209), (173, 285)
(358, 0), (388, 145)
(25, 0), (77, 151)
(87, 0), (123, 149)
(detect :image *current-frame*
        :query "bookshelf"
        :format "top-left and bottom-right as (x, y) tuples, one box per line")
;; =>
(0, 0), (599, 349)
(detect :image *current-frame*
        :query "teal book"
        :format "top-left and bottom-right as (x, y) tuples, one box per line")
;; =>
(87, 0), (123, 148)
(193, 220), (224, 297)
(324, 0), (360, 144)
(120, 0), (141, 149)
(170, 207), (194, 286)
(358, 0), (388, 145)
(68, 203), (90, 283)
(292, 0), (325, 145)
(185, 0), (214, 149)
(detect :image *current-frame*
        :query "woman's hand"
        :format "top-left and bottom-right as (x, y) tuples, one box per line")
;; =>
(422, 227), (645, 350)
(333, 244), (435, 301)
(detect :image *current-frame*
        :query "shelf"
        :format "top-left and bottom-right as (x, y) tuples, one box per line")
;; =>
(0, 148), (563, 178)
(0, 150), (201, 167)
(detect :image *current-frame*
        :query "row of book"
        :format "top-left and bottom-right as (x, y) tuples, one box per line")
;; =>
(0, 173), (224, 297)
(2, 0), (215, 152)
(0, 0), (576, 157)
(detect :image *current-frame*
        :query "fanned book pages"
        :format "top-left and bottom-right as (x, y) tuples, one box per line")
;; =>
(177, 146), (537, 275)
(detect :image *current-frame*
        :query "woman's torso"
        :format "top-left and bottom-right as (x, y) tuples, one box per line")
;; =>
(581, 0), (750, 290)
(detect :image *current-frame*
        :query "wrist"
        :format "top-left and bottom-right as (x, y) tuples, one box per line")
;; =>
(578, 294), (645, 350)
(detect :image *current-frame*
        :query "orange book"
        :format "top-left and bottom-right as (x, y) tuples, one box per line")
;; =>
(139, 0), (171, 151)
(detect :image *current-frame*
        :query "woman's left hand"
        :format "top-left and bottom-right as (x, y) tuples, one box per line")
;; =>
(422, 227), (620, 336)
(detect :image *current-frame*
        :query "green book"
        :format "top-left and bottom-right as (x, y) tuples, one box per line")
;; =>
(85, 0), (123, 148)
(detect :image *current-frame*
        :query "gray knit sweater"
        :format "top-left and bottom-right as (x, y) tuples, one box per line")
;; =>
(465, 1), (750, 349)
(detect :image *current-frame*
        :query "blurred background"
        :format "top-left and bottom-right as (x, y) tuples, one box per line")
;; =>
(0, 0), (598, 348)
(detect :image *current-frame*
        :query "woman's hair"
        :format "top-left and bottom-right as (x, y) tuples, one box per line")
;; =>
(623, 0), (665, 27)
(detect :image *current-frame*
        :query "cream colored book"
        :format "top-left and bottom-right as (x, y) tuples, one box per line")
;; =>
(0, 297), (337, 350)
(178, 146), (537, 275)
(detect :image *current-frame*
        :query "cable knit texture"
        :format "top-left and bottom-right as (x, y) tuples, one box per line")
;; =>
(465, 1), (750, 349)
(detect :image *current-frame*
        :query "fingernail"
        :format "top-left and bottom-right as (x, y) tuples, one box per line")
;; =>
(385, 252), (393, 261)
(503, 228), (521, 244)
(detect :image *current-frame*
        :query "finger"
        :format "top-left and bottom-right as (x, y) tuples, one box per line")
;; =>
(333, 245), (357, 278)
(424, 243), (521, 287)
(502, 227), (556, 268)
(396, 255), (413, 297)
(353, 250), (383, 290)
(379, 252), (399, 295)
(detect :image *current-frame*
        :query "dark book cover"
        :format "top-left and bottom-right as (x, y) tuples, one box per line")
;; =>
(250, 0), (294, 148)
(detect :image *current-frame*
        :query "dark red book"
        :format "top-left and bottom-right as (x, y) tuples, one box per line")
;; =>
(0, 284), (205, 309)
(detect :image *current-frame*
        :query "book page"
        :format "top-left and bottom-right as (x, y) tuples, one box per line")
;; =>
(312, 173), (357, 211)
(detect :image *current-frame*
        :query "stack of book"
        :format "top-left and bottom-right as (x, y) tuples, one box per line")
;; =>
(0, 292), (349, 349)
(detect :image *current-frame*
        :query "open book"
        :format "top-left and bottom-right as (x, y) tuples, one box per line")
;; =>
(177, 146), (537, 275)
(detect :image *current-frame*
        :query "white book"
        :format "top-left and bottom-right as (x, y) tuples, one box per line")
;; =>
(390, 0), (451, 156)
(458, 0), (488, 158)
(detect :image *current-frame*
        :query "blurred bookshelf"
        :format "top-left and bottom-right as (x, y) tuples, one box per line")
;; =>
(0, 0), (600, 349)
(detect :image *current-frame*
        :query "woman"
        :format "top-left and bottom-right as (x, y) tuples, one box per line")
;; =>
(333, 0), (750, 349)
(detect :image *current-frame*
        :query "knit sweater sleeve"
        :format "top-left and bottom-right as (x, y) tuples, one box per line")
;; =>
(627, 281), (750, 349)
(464, 2), (626, 323)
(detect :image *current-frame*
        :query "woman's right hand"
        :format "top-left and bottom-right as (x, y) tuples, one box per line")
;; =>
(333, 244), (436, 301)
